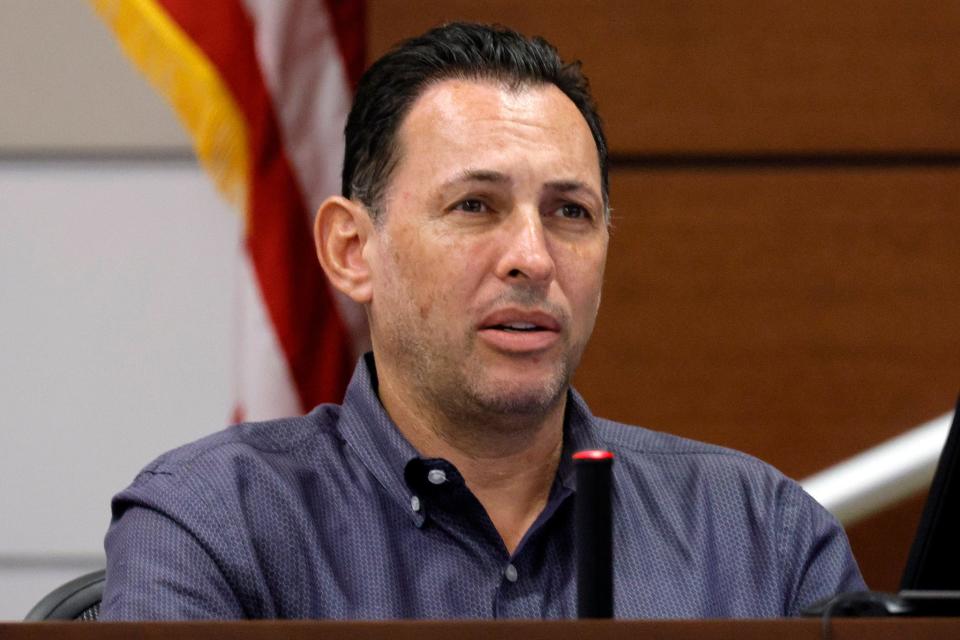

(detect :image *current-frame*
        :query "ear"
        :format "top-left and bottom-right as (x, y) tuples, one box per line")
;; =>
(314, 196), (374, 304)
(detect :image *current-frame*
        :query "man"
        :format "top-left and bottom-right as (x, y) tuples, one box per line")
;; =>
(101, 22), (864, 619)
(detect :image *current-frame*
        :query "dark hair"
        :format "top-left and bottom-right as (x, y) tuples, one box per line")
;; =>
(341, 22), (609, 221)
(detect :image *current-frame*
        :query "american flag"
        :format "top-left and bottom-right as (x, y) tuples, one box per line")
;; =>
(92, 0), (368, 420)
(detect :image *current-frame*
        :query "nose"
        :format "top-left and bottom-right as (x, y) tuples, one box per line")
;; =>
(495, 207), (555, 285)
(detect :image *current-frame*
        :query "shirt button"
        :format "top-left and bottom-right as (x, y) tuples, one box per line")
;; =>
(410, 495), (421, 512)
(504, 563), (518, 583)
(427, 469), (447, 485)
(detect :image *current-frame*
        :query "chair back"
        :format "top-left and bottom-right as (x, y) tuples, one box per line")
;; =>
(25, 569), (105, 621)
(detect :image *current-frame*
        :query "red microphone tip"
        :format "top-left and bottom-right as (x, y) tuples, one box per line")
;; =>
(573, 449), (614, 461)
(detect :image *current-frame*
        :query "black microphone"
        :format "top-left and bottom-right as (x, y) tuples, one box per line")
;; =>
(573, 449), (614, 618)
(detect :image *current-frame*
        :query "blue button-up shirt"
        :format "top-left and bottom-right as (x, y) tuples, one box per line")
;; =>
(101, 355), (864, 620)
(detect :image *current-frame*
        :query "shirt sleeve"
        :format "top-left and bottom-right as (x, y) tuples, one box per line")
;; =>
(778, 481), (868, 616)
(100, 505), (245, 620)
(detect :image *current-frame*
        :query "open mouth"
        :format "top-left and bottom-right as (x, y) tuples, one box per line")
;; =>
(479, 309), (562, 334)
(492, 322), (544, 333)
(477, 310), (562, 353)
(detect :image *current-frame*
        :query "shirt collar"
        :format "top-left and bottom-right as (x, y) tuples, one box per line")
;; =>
(557, 386), (601, 490)
(335, 354), (602, 524)
(337, 354), (425, 525)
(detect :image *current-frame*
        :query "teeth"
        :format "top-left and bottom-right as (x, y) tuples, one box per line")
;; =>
(502, 322), (538, 331)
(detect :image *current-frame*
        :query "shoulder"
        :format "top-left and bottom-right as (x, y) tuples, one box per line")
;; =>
(591, 416), (851, 552)
(118, 404), (343, 505)
(587, 417), (865, 612)
(151, 404), (338, 465)
(590, 417), (819, 529)
(593, 417), (784, 481)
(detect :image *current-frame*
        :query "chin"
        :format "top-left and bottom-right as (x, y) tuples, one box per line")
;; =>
(468, 371), (569, 417)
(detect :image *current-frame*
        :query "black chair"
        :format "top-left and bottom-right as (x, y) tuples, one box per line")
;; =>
(24, 569), (105, 621)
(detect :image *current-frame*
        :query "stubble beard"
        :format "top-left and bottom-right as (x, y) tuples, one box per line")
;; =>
(384, 311), (578, 436)
(455, 336), (574, 420)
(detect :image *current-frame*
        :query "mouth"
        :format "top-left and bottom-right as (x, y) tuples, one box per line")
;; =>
(489, 322), (546, 333)
(477, 309), (562, 353)
(479, 309), (561, 333)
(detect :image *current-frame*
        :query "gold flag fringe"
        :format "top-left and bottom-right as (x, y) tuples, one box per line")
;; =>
(90, 0), (250, 223)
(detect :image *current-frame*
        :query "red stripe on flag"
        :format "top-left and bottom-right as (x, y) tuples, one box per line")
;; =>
(159, 0), (355, 408)
(323, 0), (366, 90)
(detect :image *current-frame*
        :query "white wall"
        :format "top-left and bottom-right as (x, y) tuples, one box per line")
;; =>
(0, 1), (240, 620)
(0, 0), (188, 152)
(0, 160), (240, 619)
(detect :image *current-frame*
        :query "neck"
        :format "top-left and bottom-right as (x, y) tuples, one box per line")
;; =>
(376, 366), (566, 556)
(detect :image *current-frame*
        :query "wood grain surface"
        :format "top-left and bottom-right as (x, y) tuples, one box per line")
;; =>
(577, 168), (960, 479)
(369, 1), (960, 155)
(3, 618), (960, 640)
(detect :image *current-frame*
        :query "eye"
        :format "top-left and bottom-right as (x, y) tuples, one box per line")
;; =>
(454, 198), (489, 214)
(556, 203), (591, 220)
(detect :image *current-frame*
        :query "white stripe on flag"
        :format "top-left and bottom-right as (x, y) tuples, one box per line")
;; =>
(235, 248), (301, 421)
(241, 0), (369, 355)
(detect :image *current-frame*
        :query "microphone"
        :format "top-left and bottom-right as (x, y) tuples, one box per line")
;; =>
(573, 449), (614, 618)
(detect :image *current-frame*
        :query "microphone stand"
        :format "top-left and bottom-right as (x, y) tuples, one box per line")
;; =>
(574, 449), (614, 618)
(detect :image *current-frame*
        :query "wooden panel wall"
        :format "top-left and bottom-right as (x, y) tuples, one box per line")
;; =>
(368, 1), (960, 591)
(369, 1), (960, 154)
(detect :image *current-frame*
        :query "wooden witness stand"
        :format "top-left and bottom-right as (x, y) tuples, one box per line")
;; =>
(3, 619), (960, 640)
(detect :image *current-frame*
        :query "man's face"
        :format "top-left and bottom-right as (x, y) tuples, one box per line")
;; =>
(366, 78), (608, 423)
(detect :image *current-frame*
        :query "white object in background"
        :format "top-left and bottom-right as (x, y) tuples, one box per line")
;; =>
(0, 159), (238, 620)
(801, 412), (954, 526)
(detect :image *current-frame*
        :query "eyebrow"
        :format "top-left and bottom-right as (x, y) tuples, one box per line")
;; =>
(545, 180), (593, 194)
(439, 171), (601, 206)
(441, 169), (511, 190)
(544, 180), (603, 208)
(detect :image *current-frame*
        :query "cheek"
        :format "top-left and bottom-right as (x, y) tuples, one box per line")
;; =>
(422, 250), (482, 321)
(559, 240), (607, 304)
(380, 222), (492, 326)
(384, 234), (450, 322)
